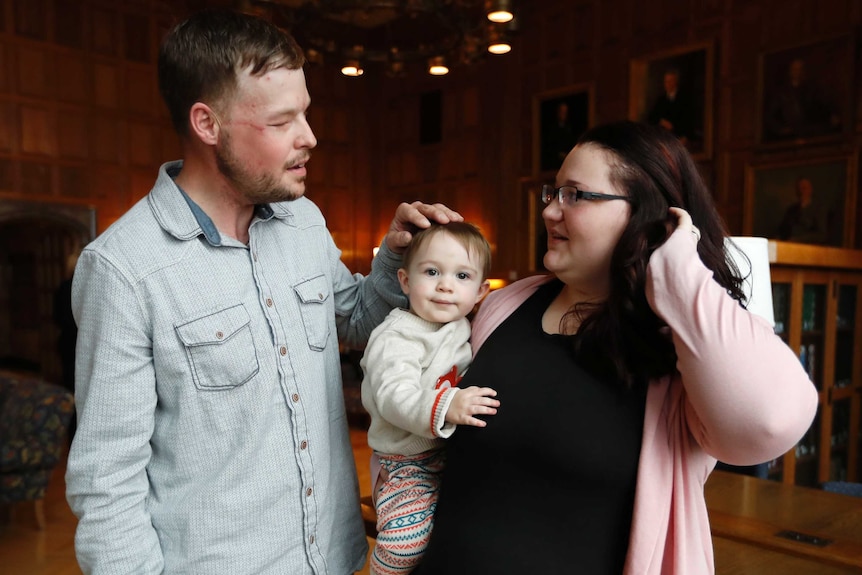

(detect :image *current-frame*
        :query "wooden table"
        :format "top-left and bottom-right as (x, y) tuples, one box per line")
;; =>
(714, 537), (861, 574)
(706, 470), (862, 573)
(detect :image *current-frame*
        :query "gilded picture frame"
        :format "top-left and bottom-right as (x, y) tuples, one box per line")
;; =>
(533, 84), (594, 177)
(744, 155), (856, 247)
(629, 41), (714, 160)
(756, 35), (853, 146)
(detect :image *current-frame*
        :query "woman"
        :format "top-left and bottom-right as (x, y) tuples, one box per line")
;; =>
(411, 121), (817, 574)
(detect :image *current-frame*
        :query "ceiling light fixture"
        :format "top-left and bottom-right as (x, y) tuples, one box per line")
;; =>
(428, 56), (449, 76)
(486, 0), (514, 23)
(341, 59), (364, 76)
(249, 0), (518, 77)
(487, 24), (511, 54)
(340, 44), (365, 76)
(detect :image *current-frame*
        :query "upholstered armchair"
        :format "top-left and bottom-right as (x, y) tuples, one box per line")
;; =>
(0, 371), (74, 529)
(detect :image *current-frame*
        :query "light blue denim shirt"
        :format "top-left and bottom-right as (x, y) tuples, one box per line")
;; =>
(66, 161), (407, 574)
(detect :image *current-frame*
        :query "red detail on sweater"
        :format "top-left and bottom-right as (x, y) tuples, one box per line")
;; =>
(430, 365), (461, 436)
(435, 364), (461, 390)
(429, 387), (448, 436)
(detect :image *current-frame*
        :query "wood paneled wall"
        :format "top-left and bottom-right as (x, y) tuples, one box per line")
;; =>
(0, 0), (181, 227)
(1, 0), (861, 281)
(371, 0), (862, 277)
(0, 0), (376, 272)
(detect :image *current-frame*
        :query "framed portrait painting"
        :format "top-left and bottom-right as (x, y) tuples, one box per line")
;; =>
(533, 84), (593, 176)
(629, 42), (714, 160)
(745, 156), (855, 247)
(757, 35), (853, 145)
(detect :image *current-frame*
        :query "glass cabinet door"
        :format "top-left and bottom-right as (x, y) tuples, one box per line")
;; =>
(796, 409), (821, 486)
(834, 284), (857, 390)
(800, 283), (826, 392)
(829, 397), (852, 481)
(768, 268), (829, 486)
(772, 281), (791, 342)
(829, 281), (860, 482)
(767, 278), (793, 482)
(796, 277), (827, 486)
(767, 261), (862, 487)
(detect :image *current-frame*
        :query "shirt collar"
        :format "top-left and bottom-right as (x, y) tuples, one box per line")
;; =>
(150, 161), (289, 247)
(176, 184), (222, 246)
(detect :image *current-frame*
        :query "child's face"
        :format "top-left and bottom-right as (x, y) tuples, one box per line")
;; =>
(397, 232), (490, 324)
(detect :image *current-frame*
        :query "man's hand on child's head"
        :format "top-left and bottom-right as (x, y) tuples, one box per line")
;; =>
(445, 386), (499, 427)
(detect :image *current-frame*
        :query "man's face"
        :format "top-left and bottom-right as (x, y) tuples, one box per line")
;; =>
(797, 179), (813, 204)
(215, 66), (317, 204)
(557, 102), (569, 123)
(663, 72), (679, 94)
(789, 59), (805, 85)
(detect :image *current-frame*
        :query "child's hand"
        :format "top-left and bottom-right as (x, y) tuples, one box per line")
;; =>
(444, 386), (499, 427)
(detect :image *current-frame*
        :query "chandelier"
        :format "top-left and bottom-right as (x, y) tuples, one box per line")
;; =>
(244, 0), (517, 77)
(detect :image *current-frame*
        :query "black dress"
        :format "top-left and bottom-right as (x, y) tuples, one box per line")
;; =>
(413, 280), (646, 575)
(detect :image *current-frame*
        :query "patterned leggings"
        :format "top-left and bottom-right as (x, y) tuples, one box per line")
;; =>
(370, 449), (445, 575)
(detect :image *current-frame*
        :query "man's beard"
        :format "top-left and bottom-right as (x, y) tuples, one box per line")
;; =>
(215, 133), (306, 204)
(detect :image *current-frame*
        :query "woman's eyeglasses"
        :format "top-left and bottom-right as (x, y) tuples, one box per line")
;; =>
(541, 184), (631, 208)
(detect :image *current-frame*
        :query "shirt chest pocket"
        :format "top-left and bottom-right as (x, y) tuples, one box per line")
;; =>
(175, 304), (260, 391)
(293, 274), (331, 352)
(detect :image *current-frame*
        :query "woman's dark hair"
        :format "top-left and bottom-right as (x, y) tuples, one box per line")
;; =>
(158, 8), (305, 137)
(563, 121), (747, 389)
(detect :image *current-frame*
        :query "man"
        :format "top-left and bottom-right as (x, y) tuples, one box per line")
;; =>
(647, 68), (695, 146)
(541, 101), (578, 172)
(765, 57), (838, 141)
(777, 177), (828, 244)
(65, 8), (459, 575)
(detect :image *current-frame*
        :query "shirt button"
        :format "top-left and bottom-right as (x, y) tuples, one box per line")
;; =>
(306, 487), (313, 497)
(266, 298), (273, 307)
(280, 346), (287, 356)
(309, 535), (315, 544)
(300, 440), (307, 450)
(253, 252), (258, 262)
(292, 393), (300, 402)
(215, 331), (224, 339)
(318, 293), (324, 300)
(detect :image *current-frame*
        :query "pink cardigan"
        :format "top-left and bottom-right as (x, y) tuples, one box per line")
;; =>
(470, 229), (818, 574)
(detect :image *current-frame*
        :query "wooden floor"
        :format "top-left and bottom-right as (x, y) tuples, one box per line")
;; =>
(0, 428), (375, 575)
(1, 446), (86, 575)
(6, 430), (860, 575)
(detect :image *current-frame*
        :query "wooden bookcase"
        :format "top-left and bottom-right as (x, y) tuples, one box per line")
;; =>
(764, 242), (862, 487)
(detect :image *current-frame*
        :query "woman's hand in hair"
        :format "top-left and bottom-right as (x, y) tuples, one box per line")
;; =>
(667, 207), (700, 243)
